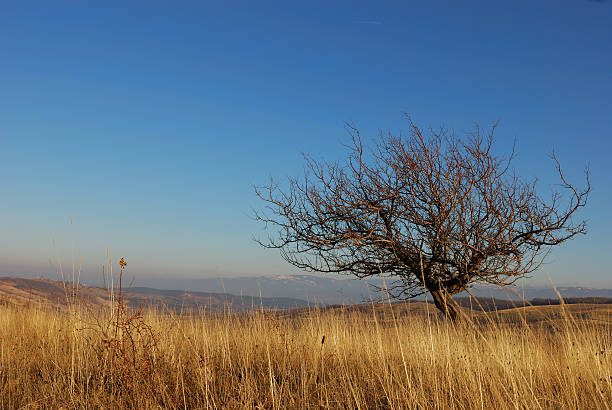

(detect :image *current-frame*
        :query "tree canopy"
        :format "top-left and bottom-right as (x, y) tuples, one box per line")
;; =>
(255, 119), (589, 320)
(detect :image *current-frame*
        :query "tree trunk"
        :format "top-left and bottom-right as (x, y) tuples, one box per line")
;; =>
(429, 288), (460, 321)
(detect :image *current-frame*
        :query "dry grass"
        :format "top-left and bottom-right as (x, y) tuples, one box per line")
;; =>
(0, 299), (610, 409)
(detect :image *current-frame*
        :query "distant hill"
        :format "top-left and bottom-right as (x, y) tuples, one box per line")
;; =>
(139, 274), (612, 305)
(1, 276), (610, 314)
(140, 274), (382, 305)
(298, 300), (612, 326)
(0, 277), (311, 312)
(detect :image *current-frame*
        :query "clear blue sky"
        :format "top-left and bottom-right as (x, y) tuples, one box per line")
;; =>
(1, 1), (610, 287)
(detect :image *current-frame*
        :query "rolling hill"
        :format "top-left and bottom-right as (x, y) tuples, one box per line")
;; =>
(0, 277), (311, 312)
(135, 274), (612, 305)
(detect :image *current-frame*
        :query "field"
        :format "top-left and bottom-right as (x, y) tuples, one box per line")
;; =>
(0, 294), (610, 409)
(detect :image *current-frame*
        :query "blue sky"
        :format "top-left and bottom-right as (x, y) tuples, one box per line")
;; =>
(0, 1), (610, 287)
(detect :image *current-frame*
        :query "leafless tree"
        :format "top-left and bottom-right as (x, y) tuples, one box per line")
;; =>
(254, 118), (589, 320)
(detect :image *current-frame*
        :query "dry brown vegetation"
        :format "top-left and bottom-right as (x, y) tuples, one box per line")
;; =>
(0, 296), (610, 409)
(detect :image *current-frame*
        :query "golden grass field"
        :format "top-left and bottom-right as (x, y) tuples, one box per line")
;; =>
(0, 293), (610, 409)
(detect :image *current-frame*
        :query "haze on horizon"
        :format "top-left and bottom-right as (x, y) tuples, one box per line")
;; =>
(1, 1), (610, 288)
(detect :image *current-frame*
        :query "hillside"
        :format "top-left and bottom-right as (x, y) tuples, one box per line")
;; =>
(2, 276), (611, 320)
(0, 277), (311, 312)
(131, 274), (612, 305)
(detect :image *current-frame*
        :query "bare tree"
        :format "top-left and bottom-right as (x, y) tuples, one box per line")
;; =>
(254, 118), (589, 320)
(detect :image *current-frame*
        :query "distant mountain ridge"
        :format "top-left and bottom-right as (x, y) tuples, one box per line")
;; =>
(0, 277), (311, 312)
(1, 275), (610, 311)
(137, 274), (612, 305)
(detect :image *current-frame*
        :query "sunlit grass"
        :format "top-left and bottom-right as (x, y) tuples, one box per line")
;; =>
(0, 298), (609, 409)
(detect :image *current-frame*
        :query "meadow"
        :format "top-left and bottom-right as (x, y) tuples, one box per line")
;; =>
(0, 293), (610, 409)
